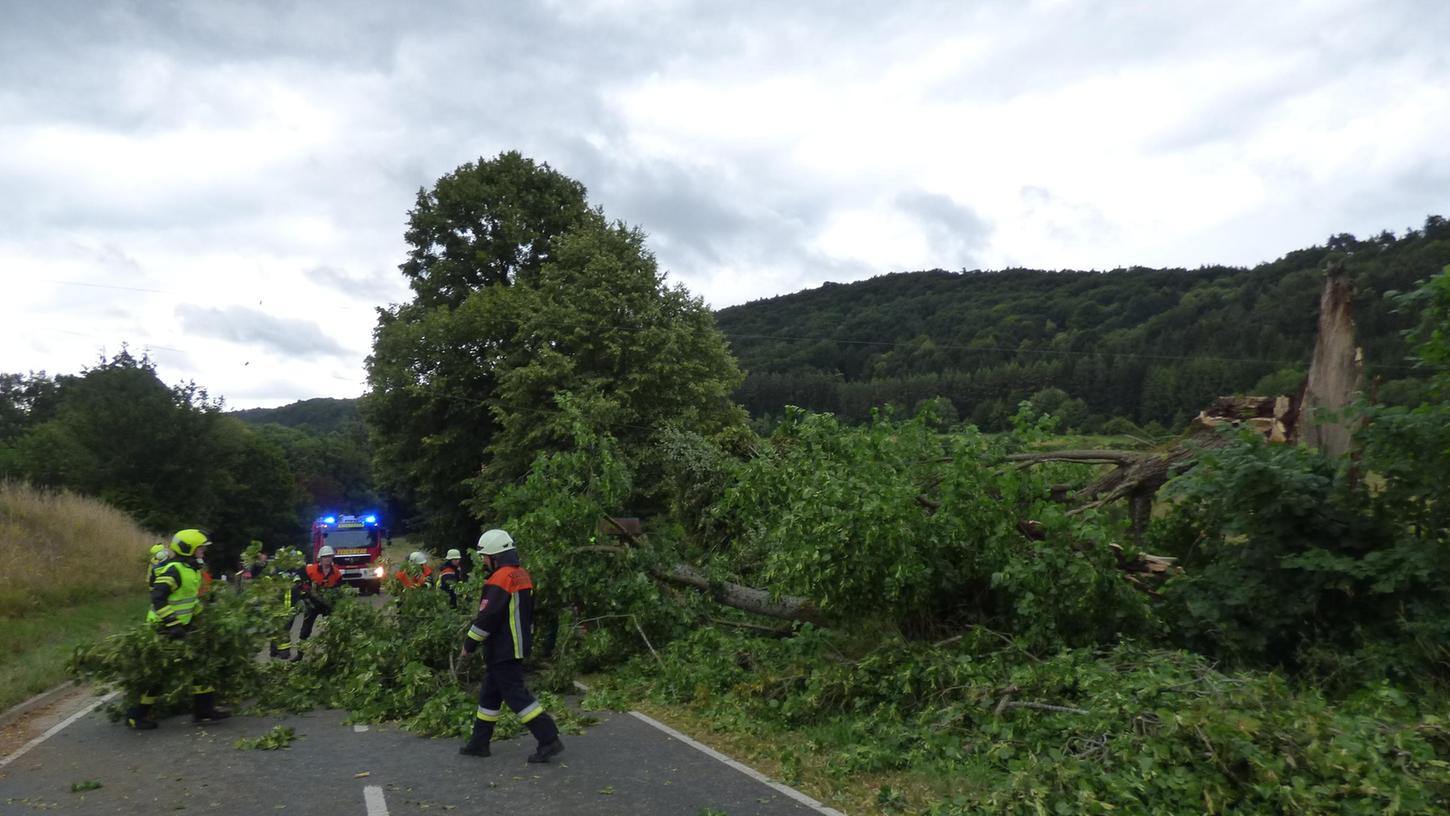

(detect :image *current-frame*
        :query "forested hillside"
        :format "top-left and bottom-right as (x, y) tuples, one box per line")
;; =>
(231, 397), (360, 434)
(718, 216), (1450, 430)
(230, 397), (382, 525)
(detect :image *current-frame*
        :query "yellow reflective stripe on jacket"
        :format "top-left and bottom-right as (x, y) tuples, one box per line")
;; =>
(467, 624), (487, 642)
(508, 593), (523, 659)
(147, 561), (203, 625)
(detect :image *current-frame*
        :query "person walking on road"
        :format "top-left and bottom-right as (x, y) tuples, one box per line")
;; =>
(125, 528), (231, 730)
(458, 529), (564, 763)
(438, 549), (462, 608)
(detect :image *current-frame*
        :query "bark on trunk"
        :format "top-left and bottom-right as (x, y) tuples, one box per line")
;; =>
(1299, 261), (1364, 459)
(572, 544), (825, 624)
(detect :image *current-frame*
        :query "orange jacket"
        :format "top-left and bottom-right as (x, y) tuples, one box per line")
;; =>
(305, 563), (341, 589)
(394, 564), (433, 589)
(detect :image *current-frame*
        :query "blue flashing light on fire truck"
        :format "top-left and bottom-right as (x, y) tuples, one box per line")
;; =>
(311, 512), (386, 594)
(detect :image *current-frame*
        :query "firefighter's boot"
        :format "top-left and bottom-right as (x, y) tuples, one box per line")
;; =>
(525, 714), (564, 763)
(526, 736), (565, 764)
(458, 718), (493, 757)
(192, 692), (232, 723)
(126, 703), (158, 731)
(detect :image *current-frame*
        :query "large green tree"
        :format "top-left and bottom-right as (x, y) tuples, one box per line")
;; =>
(365, 152), (743, 550)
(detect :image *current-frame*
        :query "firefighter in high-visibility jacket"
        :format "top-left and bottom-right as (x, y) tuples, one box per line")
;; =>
(146, 541), (170, 585)
(458, 529), (564, 763)
(269, 547), (304, 660)
(125, 528), (231, 730)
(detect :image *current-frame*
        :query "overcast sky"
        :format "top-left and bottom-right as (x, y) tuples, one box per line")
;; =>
(2, 0), (1447, 408)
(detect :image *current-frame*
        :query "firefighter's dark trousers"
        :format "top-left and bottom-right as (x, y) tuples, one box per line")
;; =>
(299, 599), (330, 640)
(472, 659), (559, 745)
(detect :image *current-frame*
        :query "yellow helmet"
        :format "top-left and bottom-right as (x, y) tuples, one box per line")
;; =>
(170, 528), (211, 558)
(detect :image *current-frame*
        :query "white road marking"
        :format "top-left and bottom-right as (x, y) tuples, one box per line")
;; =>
(573, 680), (842, 816)
(0, 690), (120, 769)
(627, 711), (846, 816)
(363, 784), (389, 816)
(354, 724), (370, 732)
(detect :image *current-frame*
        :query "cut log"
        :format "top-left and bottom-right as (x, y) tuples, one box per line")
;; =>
(1006, 450), (1146, 466)
(571, 544), (826, 624)
(652, 561), (827, 624)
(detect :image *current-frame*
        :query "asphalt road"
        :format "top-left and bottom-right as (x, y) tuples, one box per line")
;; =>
(0, 701), (832, 816)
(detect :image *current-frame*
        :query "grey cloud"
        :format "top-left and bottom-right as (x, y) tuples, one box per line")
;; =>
(302, 265), (408, 305)
(176, 304), (353, 359)
(896, 190), (992, 268)
(4, 0), (1448, 320)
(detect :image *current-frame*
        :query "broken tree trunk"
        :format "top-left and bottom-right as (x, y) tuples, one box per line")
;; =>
(1013, 394), (1295, 545)
(573, 544), (825, 624)
(1299, 260), (1364, 459)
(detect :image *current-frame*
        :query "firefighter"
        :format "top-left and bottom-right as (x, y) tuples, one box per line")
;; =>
(438, 549), (462, 609)
(295, 545), (341, 655)
(146, 541), (170, 585)
(395, 550), (434, 589)
(125, 528), (231, 730)
(458, 529), (564, 763)
(269, 546), (304, 659)
(243, 542), (269, 579)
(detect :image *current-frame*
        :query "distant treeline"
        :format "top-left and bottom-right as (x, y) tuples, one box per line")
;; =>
(717, 216), (1450, 431)
(0, 359), (381, 566)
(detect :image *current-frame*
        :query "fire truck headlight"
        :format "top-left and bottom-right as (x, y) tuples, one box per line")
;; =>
(363, 514), (378, 524)
(374, 566), (385, 578)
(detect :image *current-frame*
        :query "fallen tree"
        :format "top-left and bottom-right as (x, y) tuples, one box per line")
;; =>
(1012, 262), (1361, 538)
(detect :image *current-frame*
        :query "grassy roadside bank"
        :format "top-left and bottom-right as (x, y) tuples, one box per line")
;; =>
(0, 594), (147, 712)
(1, 482), (156, 713)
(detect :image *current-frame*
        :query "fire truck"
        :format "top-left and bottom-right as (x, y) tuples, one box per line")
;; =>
(310, 513), (385, 594)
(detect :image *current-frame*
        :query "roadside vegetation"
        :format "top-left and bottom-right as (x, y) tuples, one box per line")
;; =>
(0, 482), (151, 710)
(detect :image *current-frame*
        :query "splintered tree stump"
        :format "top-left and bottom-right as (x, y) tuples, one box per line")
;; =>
(1299, 260), (1364, 459)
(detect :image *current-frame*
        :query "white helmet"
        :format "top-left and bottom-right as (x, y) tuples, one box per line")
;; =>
(476, 529), (515, 555)
(445, 549), (462, 560)
(317, 545), (335, 558)
(408, 550), (428, 566)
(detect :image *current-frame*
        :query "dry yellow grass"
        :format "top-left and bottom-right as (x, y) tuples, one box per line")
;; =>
(0, 480), (156, 618)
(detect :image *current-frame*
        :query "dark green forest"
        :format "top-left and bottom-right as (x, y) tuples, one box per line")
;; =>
(0, 352), (301, 565)
(719, 217), (1450, 431)
(231, 396), (361, 435)
(0, 362), (381, 564)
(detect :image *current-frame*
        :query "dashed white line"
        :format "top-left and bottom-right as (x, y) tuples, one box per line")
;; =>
(353, 724), (370, 732)
(363, 784), (389, 816)
(0, 690), (120, 769)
